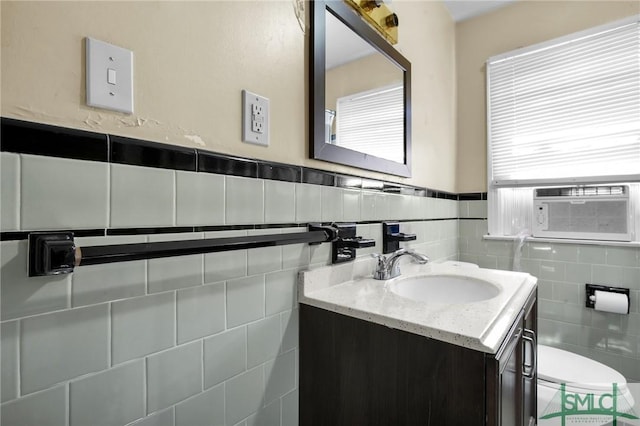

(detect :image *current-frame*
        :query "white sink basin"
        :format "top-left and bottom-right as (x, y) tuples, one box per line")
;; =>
(390, 275), (500, 304)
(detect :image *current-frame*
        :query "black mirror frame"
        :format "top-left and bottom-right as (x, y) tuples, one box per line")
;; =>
(310, 0), (412, 177)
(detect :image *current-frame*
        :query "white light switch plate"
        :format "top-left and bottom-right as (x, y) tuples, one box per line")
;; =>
(242, 90), (269, 146)
(86, 37), (134, 114)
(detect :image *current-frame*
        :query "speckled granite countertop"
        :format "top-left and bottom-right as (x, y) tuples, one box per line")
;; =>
(298, 259), (537, 354)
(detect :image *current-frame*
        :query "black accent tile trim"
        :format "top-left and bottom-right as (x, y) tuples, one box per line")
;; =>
(436, 191), (457, 200)
(1, 118), (108, 162)
(1, 229), (105, 241)
(336, 176), (362, 189)
(458, 193), (485, 201)
(382, 183), (403, 194)
(198, 152), (258, 178)
(254, 223), (307, 229)
(1, 232), (29, 241)
(107, 227), (196, 236)
(110, 135), (196, 171)
(302, 169), (335, 187)
(71, 229), (108, 238)
(257, 162), (302, 183)
(195, 225), (256, 233)
(1, 118), (475, 201)
(361, 179), (386, 191)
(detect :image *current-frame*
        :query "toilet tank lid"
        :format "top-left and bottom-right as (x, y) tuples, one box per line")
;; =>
(538, 345), (627, 391)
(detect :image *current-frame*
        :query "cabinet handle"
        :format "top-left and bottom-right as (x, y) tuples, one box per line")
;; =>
(522, 328), (537, 379)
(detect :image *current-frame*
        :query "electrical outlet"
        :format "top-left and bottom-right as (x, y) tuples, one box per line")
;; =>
(242, 90), (269, 146)
(251, 104), (265, 133)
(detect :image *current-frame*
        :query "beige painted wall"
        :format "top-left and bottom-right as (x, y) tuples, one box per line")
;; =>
(1, 1), (457, 192)
(456, 0), (640, 193)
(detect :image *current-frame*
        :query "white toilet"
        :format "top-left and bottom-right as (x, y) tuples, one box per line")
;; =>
(538, 345), (636, 425)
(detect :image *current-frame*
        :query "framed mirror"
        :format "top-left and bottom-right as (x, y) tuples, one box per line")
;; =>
(310, 0), (412, 177)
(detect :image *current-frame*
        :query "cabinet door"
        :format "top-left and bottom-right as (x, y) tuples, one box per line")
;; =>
(522, 296), (538, 426)
(499, 322), (524, 426)
(488, 290), (537, 426)
(500, 336), (521, 426)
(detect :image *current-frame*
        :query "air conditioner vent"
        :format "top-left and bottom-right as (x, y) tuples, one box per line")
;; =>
(535, 186), (627, 198)
(533, 185), (630, 241)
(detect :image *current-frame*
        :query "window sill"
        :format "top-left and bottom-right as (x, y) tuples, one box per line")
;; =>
(482, 234), (640, 248)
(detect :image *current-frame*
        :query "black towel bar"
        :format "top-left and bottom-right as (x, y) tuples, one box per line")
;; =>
(27, 224), (337, 277)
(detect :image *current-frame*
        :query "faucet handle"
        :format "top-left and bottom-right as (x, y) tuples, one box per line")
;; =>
(371, 253), (390, 280)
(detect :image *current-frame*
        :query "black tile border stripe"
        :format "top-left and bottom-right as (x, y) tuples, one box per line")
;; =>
(1, 117), (483, 201)
(458, 193), (488, 201)
(106, 227), (196, 236)
(257, 162), (302, 183)
(198, 152), (258, 178)
(1, 229), (106, 242)
(302, 168), (335, 187)
(1, 218), (467, 241)
(110, 135), (197, 171)
(1, 117), (108, 162)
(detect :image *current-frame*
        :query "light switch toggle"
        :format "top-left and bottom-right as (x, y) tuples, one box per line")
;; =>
(107, 68), (117, 85)
(85, 37), (134, 114)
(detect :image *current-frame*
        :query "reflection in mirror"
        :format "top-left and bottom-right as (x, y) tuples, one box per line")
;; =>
(310, 0), (411, 177)
(325, 11), (404, 163)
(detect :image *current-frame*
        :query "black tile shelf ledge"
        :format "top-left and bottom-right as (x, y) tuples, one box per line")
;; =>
(0, 117), (471, 200)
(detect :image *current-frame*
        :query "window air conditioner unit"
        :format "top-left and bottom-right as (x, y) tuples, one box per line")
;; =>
(533, 186), (631, 241)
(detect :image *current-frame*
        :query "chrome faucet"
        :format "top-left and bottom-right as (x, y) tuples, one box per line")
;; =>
(372, 248), (429, 280)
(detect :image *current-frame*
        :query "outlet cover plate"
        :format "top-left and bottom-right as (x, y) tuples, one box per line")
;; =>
(86, 37), (134, 114)
(242, 89), (269, 146)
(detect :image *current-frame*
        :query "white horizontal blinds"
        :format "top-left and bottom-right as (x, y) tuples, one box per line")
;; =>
(488, 19), (640, 187)
(336, 83), (404, 163)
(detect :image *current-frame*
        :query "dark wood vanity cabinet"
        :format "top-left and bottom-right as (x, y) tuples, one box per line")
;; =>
(487, 290), (538, 426)
(300, 289), (537, 426)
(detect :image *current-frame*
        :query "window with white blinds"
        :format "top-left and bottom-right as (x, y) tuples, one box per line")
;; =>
(335, 83), (404, 163)
(487, 16), (640, 187)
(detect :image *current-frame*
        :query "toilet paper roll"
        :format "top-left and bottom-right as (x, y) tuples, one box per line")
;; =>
(593, 290), (629, 314)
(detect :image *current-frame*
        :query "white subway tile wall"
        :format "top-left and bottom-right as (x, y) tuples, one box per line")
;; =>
(69, 360), (145, 426)
(20, 304), (109, 394)
(225, 176), (264, 225)
(459, 200), (640, 382)
(175, 171), (225, 226)
(110, 163), (175, 228)
(0, 153), (20, 231)
(146, 341), (202, 413)
(111, 292), (175, 365)
(0, 321), (18, 403)
(0, 154), (460, 426)
(72, 235), (147, 306)
(174, 384), (225, 426)
(264, 180), (296, 224)
(21, 155), (109, 230)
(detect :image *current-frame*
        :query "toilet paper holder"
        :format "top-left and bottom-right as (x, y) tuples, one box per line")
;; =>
(585, 284), (630, 312)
